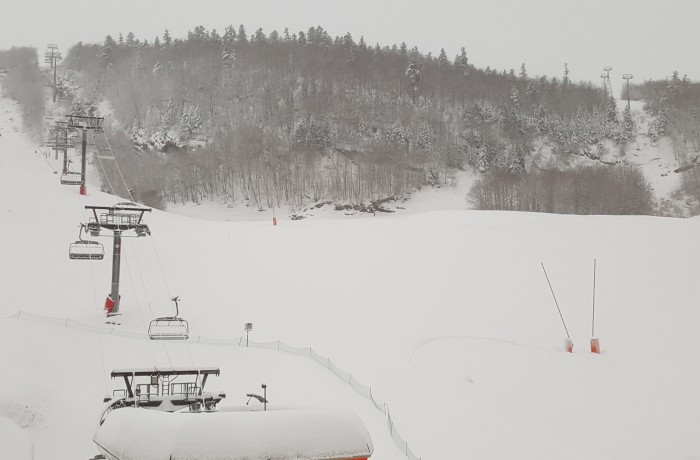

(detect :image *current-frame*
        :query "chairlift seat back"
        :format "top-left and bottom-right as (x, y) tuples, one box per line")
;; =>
(69, 240), (104, 260)
(148, 317), (190, 341)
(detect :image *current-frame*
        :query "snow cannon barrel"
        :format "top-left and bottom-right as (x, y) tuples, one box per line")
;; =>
(590, 338), (600, 354)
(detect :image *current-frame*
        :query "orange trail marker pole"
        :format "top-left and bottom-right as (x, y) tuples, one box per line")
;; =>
(591, 259), (600, 353)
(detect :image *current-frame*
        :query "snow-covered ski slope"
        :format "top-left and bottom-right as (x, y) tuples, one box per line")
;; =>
(1, 87), (699, 460)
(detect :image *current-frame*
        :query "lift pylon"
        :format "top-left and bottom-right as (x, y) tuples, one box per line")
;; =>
(65, 114), (105, 195)
(74, 202), (152, 316)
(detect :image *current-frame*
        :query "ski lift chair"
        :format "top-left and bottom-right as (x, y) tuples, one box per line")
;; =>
(60, 171), (83, 185)
(148, 296), (190, 341)
(68, 224), (104, 260)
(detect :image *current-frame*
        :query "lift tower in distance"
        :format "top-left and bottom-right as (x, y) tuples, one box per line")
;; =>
(66, 114), (104, 195)
(602, 66), (614, 103)
(44, 45), (62, 103)
(83, 202), (152, 317)
(622, 74), (634, 111)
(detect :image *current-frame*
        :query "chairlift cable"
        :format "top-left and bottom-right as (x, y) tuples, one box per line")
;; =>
(127, 238), (190, 366)
(122, 248), (161, 367)
(88, 254), (109, 393)
(149, 236), (173, 299)
(94, 151), (117, 198)
(38, 148), (58, 174)
(91, 129), (133, 200)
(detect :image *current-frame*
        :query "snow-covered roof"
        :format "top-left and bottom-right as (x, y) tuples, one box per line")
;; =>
(94, 406), (373, 460)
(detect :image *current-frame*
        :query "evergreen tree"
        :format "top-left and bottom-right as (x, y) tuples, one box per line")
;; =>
(132, 51), (146, 78)
(152, 61), (163, 77)
(606, 97), (619, 125)
(456, 47), (469, 76)
(519, 63), (527, 80)
(526, 81), (539, 103)
(223, 25), (237, 45)
(161, 97), (176, 132)
(622, 106), (635, 140)
(438, 48), (449, 68)
(405, 59), (421, 101)
(126, 32), (137, 48)
(222, 45), (236, 69)
(510, 86), (520, 109)
(358, 36), (367, 51)
(163, 29), (172, 48)
(99, 35), (116, 69)
(253, 28), (267, 44)
(238, 25), (248, 44)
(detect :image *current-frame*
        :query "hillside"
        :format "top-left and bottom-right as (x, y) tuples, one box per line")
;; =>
(2, 75), (700, 460)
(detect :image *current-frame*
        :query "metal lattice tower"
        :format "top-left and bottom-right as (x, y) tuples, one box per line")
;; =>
(602, 66), (614, 103)
(622, 74), (634, 110)
(44, 45), (62, 103)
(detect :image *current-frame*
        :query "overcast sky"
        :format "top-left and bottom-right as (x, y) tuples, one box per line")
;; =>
(2, 0), (698, 93)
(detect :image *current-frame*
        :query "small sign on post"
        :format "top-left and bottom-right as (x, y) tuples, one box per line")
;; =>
(244, 322), (253, 347)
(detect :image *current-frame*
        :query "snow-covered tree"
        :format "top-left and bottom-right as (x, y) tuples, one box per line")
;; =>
(622, 106), (635, 141)
(161, 98), (176, 132)
(510, 86), (520, 109)
(99, 35), (116, 69)
(438, 48), (449, 68)
(519, 63), (528, 80)
(405, 59), (421, 101)
(456, 47), (469, 77)
(126, 32), (137, 48)
(606, 97), (619, 125)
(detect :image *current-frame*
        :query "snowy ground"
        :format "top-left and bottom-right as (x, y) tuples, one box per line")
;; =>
(1, 84), (700, 460)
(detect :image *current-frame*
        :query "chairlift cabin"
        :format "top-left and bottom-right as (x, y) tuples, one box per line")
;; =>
(60, 171), (83, 185)
(149, 296), (189, 341)
(69, 240), (104, 260)
(68, 224), (104, 260)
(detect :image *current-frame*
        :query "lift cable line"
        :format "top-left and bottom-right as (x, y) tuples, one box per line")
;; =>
(541, 263), (571, 340)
